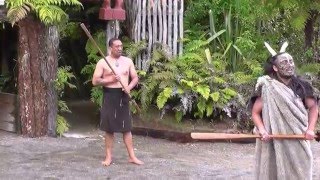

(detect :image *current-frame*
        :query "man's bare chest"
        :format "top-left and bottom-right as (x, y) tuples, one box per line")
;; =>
(103, 63), (130, 76)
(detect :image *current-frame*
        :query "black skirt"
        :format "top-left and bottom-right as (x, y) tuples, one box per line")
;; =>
(99, 87), (132, 133)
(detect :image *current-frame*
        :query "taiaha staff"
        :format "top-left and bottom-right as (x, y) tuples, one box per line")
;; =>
(191, 132), (320, 142)
(80, 23), (141, 112)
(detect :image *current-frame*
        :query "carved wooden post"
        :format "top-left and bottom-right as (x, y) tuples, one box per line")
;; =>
(113, 0), (125, 20)
(99, 0), (126, 21)
(99, 0), (112, 20)
(99, 0), (125, 54)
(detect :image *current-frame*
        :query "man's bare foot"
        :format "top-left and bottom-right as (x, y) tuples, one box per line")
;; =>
(129, 157), (144, 165)
(102, 158), (112, 166)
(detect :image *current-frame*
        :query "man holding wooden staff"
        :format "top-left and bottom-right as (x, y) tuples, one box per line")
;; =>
(92, 37), (143, 166)
(248, 41), (319, 180)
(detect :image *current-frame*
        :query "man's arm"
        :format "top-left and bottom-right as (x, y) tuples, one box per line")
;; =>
(92, 60), (117, 86)
(305, 97), (319, 139)
(127, 60), (139, 91)
(252, 97), (269, 141)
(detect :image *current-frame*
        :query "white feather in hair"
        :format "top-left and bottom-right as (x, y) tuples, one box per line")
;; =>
(264, 42), (277, 56)
(279, 41), (288, 53)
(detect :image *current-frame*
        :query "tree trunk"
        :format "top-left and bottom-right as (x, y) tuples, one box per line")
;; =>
(17, 16), (58, 137)
(304, 11), (318, 49)
(44, 26), (59, 136)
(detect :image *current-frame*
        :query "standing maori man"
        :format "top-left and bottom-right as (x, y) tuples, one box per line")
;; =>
(92, 38), (144, 166)
(248, 41), (319, 180)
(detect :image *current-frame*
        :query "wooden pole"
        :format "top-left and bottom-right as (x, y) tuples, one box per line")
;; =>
(191, 132), (320, 141)
(158, 0), (163, 46)
(178, 0), (184, 56)
(146, 0), (153, 70)
(173, 0), (178, 56)
(162, 0), (167, 45)
(168, 0), (172, 55)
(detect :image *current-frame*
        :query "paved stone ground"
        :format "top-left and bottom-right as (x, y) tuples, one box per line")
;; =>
(0, 130), (320, 180)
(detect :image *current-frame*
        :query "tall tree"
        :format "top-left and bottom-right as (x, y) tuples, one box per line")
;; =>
(6, 0), (82, 137)
(262, 0), (320, 49)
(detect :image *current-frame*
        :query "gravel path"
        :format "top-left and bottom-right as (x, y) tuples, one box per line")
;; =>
(1, 131), (319, 180)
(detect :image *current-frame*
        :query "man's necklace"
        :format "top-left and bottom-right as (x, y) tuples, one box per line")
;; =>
(115, 61), (119, 67)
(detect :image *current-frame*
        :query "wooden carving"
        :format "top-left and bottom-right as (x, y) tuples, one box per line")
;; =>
(99, 0), (126, 20)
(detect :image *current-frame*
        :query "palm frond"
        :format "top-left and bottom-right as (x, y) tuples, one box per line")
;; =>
(7, 3), (32, 24)
(6, 0), (82, 25)
(36, 5), (68, 25)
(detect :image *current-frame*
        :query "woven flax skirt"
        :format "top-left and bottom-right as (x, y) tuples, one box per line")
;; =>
(99, 87), (131, 133)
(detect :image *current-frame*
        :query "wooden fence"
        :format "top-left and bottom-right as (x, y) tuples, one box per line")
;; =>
(125, 0), (184, 70)
(0, 92), (17, 133)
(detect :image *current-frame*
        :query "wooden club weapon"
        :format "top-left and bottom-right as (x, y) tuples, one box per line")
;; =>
(80, 23), (141, 112)
(191, 131), (320, 142)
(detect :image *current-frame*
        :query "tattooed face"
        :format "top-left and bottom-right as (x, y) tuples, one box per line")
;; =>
(274, 53), (295, 78)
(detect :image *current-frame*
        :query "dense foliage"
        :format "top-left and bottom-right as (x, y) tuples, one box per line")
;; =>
(6, 0), (82, 25)
(62, 1), (320, 130)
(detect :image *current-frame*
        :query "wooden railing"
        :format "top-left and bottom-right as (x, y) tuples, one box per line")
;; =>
(0, 92), (17, 133)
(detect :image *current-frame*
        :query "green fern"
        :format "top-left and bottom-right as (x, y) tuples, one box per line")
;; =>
(85, 30), (106, 61)
(54, 66), (76, 136)
(58, 100), (71, 113)
(195, 85), (210, 100)
(6, 0), (82, 25)
(156, 87), (173, 109)
(210, 92), (220, 102)
(90, 86), (103, 107)
(123, 38), (147, 59)
(55, 66), (76, 94)
(136, 38), (247, 121)
(290, 11), (309, 30)
(56, 114), (70, 137)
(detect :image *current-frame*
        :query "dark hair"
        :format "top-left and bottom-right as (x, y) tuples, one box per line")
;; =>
(108, 38), (120, 47)
(264, 53), (308, 100)
(263, 52), (286, 75)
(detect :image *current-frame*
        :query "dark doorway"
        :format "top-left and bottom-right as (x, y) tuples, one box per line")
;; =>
(0, 23), (18, 93)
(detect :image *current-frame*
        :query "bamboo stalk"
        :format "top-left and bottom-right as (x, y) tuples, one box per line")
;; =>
(178, 0), (183, 56)
(142, 0), (147, 41)
(153, 0), (158, 44)
(158, 0), (163, 46)
(125, 0), (137, 39)
(168, 0), (172, 55)
(173, 0), (178, 56)
(146, 0), (153, 70)
(141, 0), (147, 70)
(134, 0), (142, 69)
(162, 0), (167, 45)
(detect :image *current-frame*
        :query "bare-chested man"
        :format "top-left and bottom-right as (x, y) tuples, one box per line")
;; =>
(92, 38), (143, 166)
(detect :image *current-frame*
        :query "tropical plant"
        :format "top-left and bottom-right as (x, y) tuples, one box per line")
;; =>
(6, 0), (82, 25)
(55, 66), (76, 136)
(138, 37), (258, 122)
